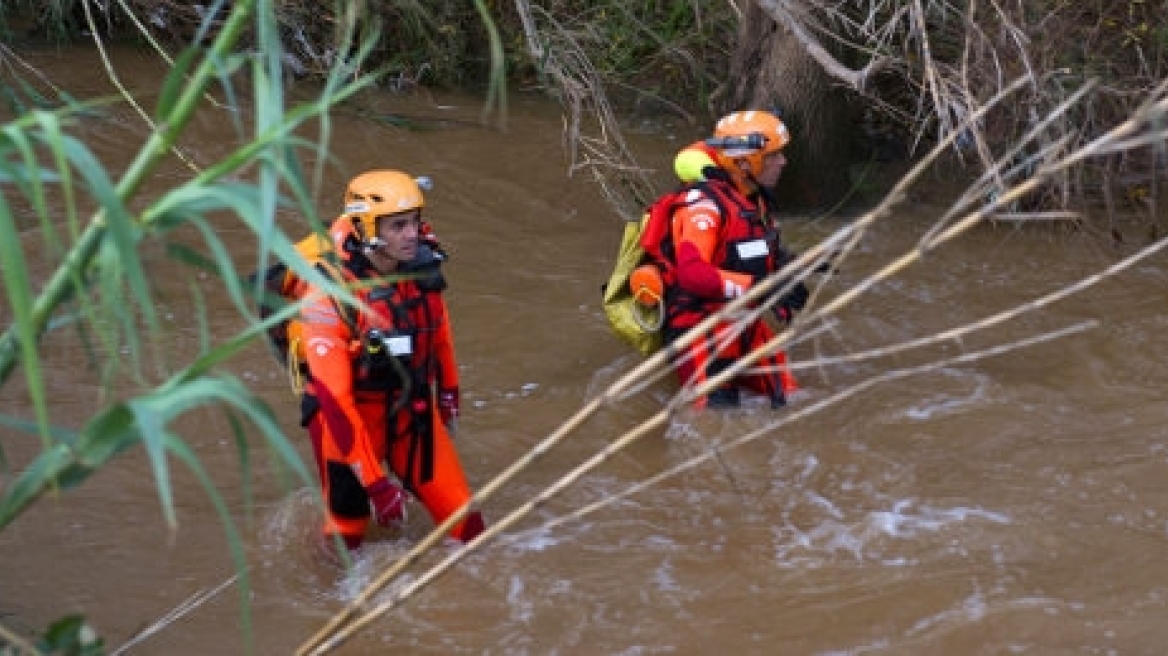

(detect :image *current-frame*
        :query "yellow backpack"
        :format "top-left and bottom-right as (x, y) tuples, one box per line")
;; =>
(601, 208), (668, 356)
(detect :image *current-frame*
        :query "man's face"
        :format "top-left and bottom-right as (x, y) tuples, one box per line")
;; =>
(373, 210), (420, 265)
(757, 150), (787, 187)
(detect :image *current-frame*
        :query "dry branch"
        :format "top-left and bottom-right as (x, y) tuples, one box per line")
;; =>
(518, 319), (1100, 539)
(754, 0), (894, 93)
(301, 64), (1168, 650)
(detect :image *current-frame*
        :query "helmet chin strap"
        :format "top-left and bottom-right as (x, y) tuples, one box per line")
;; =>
(363, 239), (397, 274)
(350, 217), (386, 253)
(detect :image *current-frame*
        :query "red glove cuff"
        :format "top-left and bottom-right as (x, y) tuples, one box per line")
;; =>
(367, 477), (405, 527)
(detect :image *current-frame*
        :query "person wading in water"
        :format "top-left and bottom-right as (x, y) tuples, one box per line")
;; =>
(297, 170), (485, 556)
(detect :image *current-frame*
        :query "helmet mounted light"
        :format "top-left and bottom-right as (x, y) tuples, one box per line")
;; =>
(711, 110), (791, 178)
(704, 133), (769, 157)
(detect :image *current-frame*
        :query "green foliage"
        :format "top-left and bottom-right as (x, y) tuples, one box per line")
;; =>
(0, 0), (85, 43)
(36, 615), (103, 656)
(15, 0), (728, 113)
(0, 0), (404, 648)
(0, 0), (387, 519)
(0, 77), (53, 115)
(0, 57), (91, 121)
(505, 0), (732, 110)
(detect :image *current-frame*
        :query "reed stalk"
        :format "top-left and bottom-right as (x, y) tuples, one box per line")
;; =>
(527, 226), (1168, 537)
(525, 320), (1101, 538)
(296, 73), (978, 650)
(298, 73), (1009, 653)
(301, 69), (1168, 651)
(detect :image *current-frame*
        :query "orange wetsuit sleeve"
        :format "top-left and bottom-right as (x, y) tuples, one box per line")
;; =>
(301, 284), (387, 488)
(430, 295), (460, 391)
(672, 196), (754, 299)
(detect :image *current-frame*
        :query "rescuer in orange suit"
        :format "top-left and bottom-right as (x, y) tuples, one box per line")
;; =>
(299, 170), (485, 552)
(657, 110), (807, 408)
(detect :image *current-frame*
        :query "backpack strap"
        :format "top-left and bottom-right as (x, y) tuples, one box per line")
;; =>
(285, 260), (361, 395)
(315, 259), (360, 338)
(647, 180), (735, 271)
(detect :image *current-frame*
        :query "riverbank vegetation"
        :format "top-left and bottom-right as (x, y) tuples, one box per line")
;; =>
(3, 1), (1168, 653)
(5, 0), (1164, 230)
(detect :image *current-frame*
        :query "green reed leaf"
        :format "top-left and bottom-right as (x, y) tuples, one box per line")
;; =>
(156, 46), (201, 121)
(0, 403), (138, 530)
(0, 160), (51, 446)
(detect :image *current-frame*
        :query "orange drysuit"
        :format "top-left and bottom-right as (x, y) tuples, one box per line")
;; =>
(299, 251), (484, 548)
(662, 173), (798, 408)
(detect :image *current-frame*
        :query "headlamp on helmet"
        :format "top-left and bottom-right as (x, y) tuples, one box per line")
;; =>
(710, 110), (790, 178)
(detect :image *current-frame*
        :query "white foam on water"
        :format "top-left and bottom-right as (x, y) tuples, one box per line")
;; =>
(261, 487), (320, 553)
(902, 368), (992, 421)
(503, 524), (572, 552)
(652, 557), (682, 594)
(870, 499), (1010, 538)
(772, 497), (1012, 567)
(333, 552), (417, 605)
(506, 574), (534, 623)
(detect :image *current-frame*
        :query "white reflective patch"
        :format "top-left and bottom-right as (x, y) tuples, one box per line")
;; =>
(735, 239), (769, 259)
(309, 337), (334, 356)
(690, 214), (717, 231)
(345, 201), (370, 214)
(385, 335), (413, 357)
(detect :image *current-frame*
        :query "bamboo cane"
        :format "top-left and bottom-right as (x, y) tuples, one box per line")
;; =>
(298, 74), (1036, 654)
(585, 80), (1168, 531)
(693, 65), (1168, 403)
(302, 73), (1168, 651)
(524, 220), (1168, 536)
(525, 320), (1100, 539)
(0, 620), (40, 656)
(682, 77), (1042, 405)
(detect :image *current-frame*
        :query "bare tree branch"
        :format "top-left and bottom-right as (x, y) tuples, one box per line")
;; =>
(753, 0), (894, 93)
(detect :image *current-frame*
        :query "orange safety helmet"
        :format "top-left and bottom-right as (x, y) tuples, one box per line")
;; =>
(709, 110), (791, 179)
(343, 170), (425, 244)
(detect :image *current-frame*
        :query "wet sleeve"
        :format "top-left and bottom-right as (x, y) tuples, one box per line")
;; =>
(673, 203), (754, 299)
(430, 295), (460, 391)
(301, 287), (386, 487)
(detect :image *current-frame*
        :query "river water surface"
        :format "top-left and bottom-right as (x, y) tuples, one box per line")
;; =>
(3, 44), (1168, 655)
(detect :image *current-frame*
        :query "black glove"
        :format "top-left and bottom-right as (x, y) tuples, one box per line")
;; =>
(773, 280), (808, 322)
(403, 243), (447, 292)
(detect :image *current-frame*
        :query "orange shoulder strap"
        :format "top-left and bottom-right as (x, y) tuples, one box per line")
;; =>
(314, 259), (359, 338)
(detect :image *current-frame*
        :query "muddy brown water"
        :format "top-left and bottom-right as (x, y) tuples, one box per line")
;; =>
(3, 45), (1168, 654)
